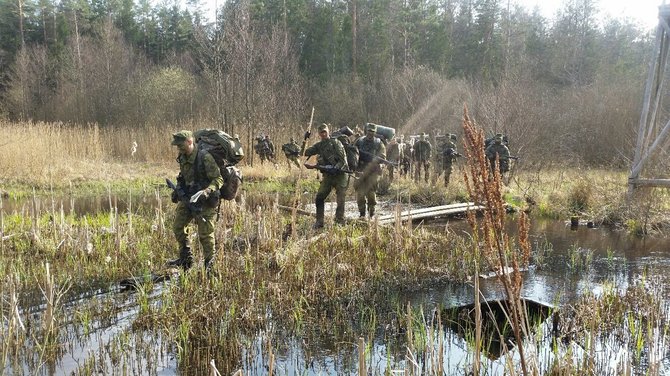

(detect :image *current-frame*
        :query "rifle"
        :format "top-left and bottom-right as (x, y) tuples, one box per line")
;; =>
(358, 150), (399, 166)
(444, 148), (464, 158)
(166, 178), (204, 221)
(304, 163), (354, 175)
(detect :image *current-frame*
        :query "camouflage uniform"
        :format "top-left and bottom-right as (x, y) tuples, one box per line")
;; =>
(485, 136), (511, 175)
(303, 124), (349, 228)
(354, 124), (386, 218)
(386, 138), (401, 182)
(255, 136), (274, 164)
(434, 134), (458, 187)
(281, 139), (301, 168)
(413, 134), (432, 183)
(171, 130), (224, 271)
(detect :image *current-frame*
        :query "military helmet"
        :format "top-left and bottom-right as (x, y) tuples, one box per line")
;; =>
(365, 123), (377, 132)
(318, 123), (329, 133)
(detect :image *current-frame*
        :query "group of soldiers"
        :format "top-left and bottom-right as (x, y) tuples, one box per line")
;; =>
(167, 127), (514, 273)
(302, 123), (386, 228)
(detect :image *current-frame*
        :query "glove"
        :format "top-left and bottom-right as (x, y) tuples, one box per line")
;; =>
(203, 187), (212, 197)
(304, 131), (311, 140)
(171, 190), (179, 203)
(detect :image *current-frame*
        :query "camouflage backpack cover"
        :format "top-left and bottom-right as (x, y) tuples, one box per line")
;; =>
(193, 129), (244, 200)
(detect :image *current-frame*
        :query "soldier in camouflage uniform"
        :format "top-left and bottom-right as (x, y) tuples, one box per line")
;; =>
(434, 133), (459, 187)
(413, 133), (432, 183)
(303, 123), (349, 228)
(281, 138), (301, 169)
(254, 135), (274, 164)
(168, 130), (224, 272)
(354, 123), (386, 218)
(386, 137), (401, 182)
(485, 134), (511, 176)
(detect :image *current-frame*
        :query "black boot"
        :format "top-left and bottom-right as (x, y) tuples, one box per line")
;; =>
(167, 246), (193, 270)
(314, 198), (325, 229)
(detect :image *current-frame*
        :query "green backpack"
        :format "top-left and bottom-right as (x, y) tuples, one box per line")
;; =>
(193, 129), (245, 200)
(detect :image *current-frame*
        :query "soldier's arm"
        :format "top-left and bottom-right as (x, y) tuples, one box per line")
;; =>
(203, 153), (224, 192)
(303, 141), (319, 157)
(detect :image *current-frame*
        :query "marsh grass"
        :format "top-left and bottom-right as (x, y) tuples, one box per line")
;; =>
(1, 120), (670, 374)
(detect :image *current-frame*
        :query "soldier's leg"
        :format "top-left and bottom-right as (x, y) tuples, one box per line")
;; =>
(292, 157), (301, 168)
(334, 173), (348, 223)
(366, 174), (379, 217)
(170, 203), (194, 269)
(314, 177), (332, 228)
(196, 207), (217, 271)
(388, 165), (394, 182)
(424, 161), (430, 183)
(356, 176), (368, 217)
(414, 162), (420, 182)
(444, 164), (453, 187)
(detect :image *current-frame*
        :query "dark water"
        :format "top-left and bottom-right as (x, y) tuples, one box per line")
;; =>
(246, 217), (670, 375)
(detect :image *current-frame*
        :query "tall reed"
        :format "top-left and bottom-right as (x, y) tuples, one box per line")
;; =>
(461, 105), (534, 375)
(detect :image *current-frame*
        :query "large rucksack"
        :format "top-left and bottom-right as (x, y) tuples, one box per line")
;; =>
(193, 129), (244, 200)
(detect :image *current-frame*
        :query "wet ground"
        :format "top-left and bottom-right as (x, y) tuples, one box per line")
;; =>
(4, 195), (670, 375)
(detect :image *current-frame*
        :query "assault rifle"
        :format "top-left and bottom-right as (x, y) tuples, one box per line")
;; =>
(359, 150), (399, 166)
(304, 163), (354, 175)
(444, 148), (464, 158)
(166, 178), (204, 220)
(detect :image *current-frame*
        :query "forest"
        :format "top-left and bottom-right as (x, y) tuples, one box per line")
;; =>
(0, 0), (656, 166)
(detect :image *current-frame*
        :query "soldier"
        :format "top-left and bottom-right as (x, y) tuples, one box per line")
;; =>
(485, 134), (511, 176)
(168, 130), (224, 272)
(434, 133), (459, 187)
(264, 135), (276, 160)
(254, 135), (274, 164)
(354, 123), (386, 218)
(398, 135), (410, 177)
(413, 133), (432, 183)
(386, 137), (401, 182)
(303, 123), (349, 228)
(281, 137), (301, 169)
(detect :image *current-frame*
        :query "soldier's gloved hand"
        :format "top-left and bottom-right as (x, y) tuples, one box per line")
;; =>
(171, 190), (179, 203)
(304, 131), (311, 140)
(203, 187), (212, 197)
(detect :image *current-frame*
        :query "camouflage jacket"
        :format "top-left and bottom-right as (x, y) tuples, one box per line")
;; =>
(354, 136), (386, 173)
(485, 143), (510, 161)
(177, 145), (224, 194)
(304, 138), (348, 171)
(413, 140), (432, 161)
(282, 141), (300, 156)
(440, 140), (457, 164)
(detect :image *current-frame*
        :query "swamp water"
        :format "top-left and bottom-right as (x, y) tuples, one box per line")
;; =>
(3, 196), (670, 375)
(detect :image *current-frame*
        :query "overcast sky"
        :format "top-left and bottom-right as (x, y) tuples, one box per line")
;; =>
(515, 0), (663, 30)
(197, 0), (664, 31)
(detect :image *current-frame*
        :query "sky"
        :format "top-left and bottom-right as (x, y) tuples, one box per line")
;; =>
(196, 0), (665, 31)
(514, 0), (663, 30)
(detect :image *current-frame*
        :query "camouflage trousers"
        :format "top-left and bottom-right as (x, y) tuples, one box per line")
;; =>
(315, 172), (348, 225)
(173, 202), (218, 263)
(285, 155), (300, 169)
(414, 160), (431, 183)
(354, 172), (380, 217)
(433, 163), (454, 187)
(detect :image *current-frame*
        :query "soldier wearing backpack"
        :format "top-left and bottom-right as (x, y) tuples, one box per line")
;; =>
(354, 123), (386, 218)
(168, 130), (223, 273)
(281, 138), (301, 169)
